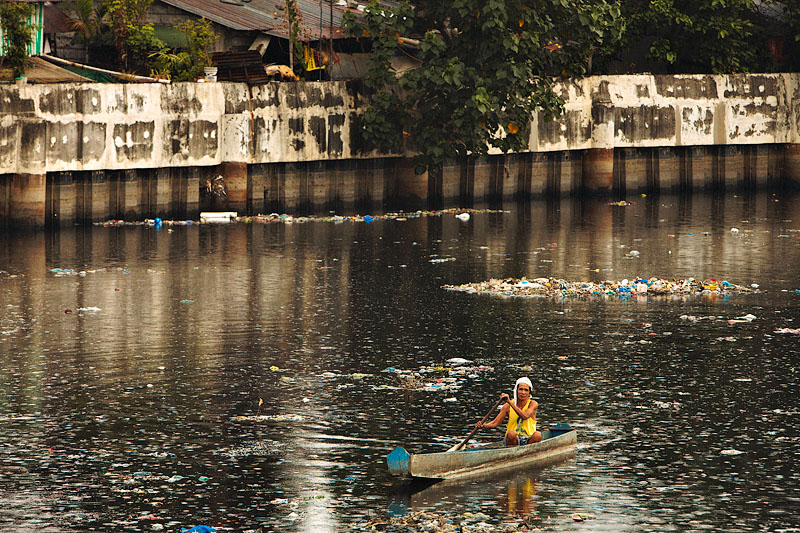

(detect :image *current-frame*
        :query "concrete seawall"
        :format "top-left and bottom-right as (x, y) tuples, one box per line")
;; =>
(1, 74), (799, 226)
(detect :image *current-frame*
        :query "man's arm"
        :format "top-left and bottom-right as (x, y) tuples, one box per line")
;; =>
(478, 401), (510, 429)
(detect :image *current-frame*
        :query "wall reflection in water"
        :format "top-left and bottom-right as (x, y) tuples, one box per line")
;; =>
(0, 191), (798, 531)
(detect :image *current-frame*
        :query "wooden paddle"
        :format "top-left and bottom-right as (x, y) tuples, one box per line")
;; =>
(449, 395), (506, 452)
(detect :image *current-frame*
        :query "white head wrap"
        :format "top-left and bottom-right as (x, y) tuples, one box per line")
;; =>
(513, 377), (533, 404)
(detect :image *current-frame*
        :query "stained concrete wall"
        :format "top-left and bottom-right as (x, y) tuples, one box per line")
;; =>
(1, 73), (799, 225)
(2, 74), (799, 174)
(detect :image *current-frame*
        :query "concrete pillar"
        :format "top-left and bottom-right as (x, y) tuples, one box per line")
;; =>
(49, 171), (76, 226)
(472, 156), (493, 202)
(656, 147), (680, 191)
(441, 159), (460, 204)
(561, 151), (581, 196)
(395, 158), (428, 209)
(767, 145), (784, 187)
(264, 163), (285, 213)
(582, 83), (615, 193)
(484, 155), (505, 203)
(307, 161), (330, 210)
(514, 153), (533, 200)
(248, 163), (268, 215)
(784, 144), (800, 186)
(688, 146), (713, 190)
(220, 162), (248, 212)
(0, 175), (8, 224)
(77, 170), (109, 223)
(150, 168), (171, 218)
(120, 169), (141, 220)
(353, 159), (380, 212)
(722, 145), (744, 188)
(582, 148), (614, 193)
(744, 145), (769, 189)
(501, 155), (519, 201)
(616, 148), (647, 194)
(168, 167), (195, 218)
(458, 158), (475, 206)
(333, 159), (356, 210)
(186, 167), (200, 220)
(531, 153), (548, 197)
(9, 173), (46, 226)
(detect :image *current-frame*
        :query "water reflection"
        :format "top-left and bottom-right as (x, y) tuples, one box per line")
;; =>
(391, 455), (576, 525)
(0, 191), (798, 531)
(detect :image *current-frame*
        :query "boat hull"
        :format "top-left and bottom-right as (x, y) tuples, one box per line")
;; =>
(388, 427), (578, 480)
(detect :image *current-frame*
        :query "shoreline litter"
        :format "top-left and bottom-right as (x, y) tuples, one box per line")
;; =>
(443, 277), (757, 299)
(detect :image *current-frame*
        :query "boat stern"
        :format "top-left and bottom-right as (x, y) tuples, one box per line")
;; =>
(387, 446), (411, 477)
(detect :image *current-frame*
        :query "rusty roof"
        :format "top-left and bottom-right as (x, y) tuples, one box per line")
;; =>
(158, 0), (396, 40)
(45, 3), (74, 34)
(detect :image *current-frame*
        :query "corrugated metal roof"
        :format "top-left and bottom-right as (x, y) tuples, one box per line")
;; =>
(158, 0), (397, 40)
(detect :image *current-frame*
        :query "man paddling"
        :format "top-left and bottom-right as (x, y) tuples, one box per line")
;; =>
(475, 377), (542, 446)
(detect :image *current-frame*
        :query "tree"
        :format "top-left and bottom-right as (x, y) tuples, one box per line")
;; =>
(609, 0), (771, 74)
(763, 0), (800, 71)
(345, 0), (624, 173)
(149, 18), (217, 81)
(63, 0), (105, 63)
(0, 0), (35, 79)
(104, 0), (157, 71)
(285, 0), (304, 74)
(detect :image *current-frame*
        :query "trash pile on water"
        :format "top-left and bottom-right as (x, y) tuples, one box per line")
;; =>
(353, 511), (506, 532)
(230, 414), (305, 422)
(443, 277), (758, 299)
(220, 439), (287, 459)
(93, 208), (503, 227)
(378, 358), (494, 393)
(353, 510), (597, 531)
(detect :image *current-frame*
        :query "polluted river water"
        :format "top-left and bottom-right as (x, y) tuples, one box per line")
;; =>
(1, 191), (799, 532)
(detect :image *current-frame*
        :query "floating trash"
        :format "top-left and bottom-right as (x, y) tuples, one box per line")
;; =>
(221, 440), (287, 459)
(443, 277), (756, 300)
(94, 208), (504, 228)
(728, 314), (757, 324)
(774, 328), (800, 334)
(180, 526), (216, 533)
(353, 511), (501, 532)
(680, 315), (720, 322)
(720, 449), (745, 456)
(230, 414), (305, 422)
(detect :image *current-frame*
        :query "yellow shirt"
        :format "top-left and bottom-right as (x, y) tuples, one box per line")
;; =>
(506, 399), (536, 437)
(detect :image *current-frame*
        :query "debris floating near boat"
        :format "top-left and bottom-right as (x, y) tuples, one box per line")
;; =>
(353, 511), (505, 532)
(443, 277), (757, 299)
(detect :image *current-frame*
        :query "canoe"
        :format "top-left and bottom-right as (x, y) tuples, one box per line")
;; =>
(387, 424), (577, 480)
